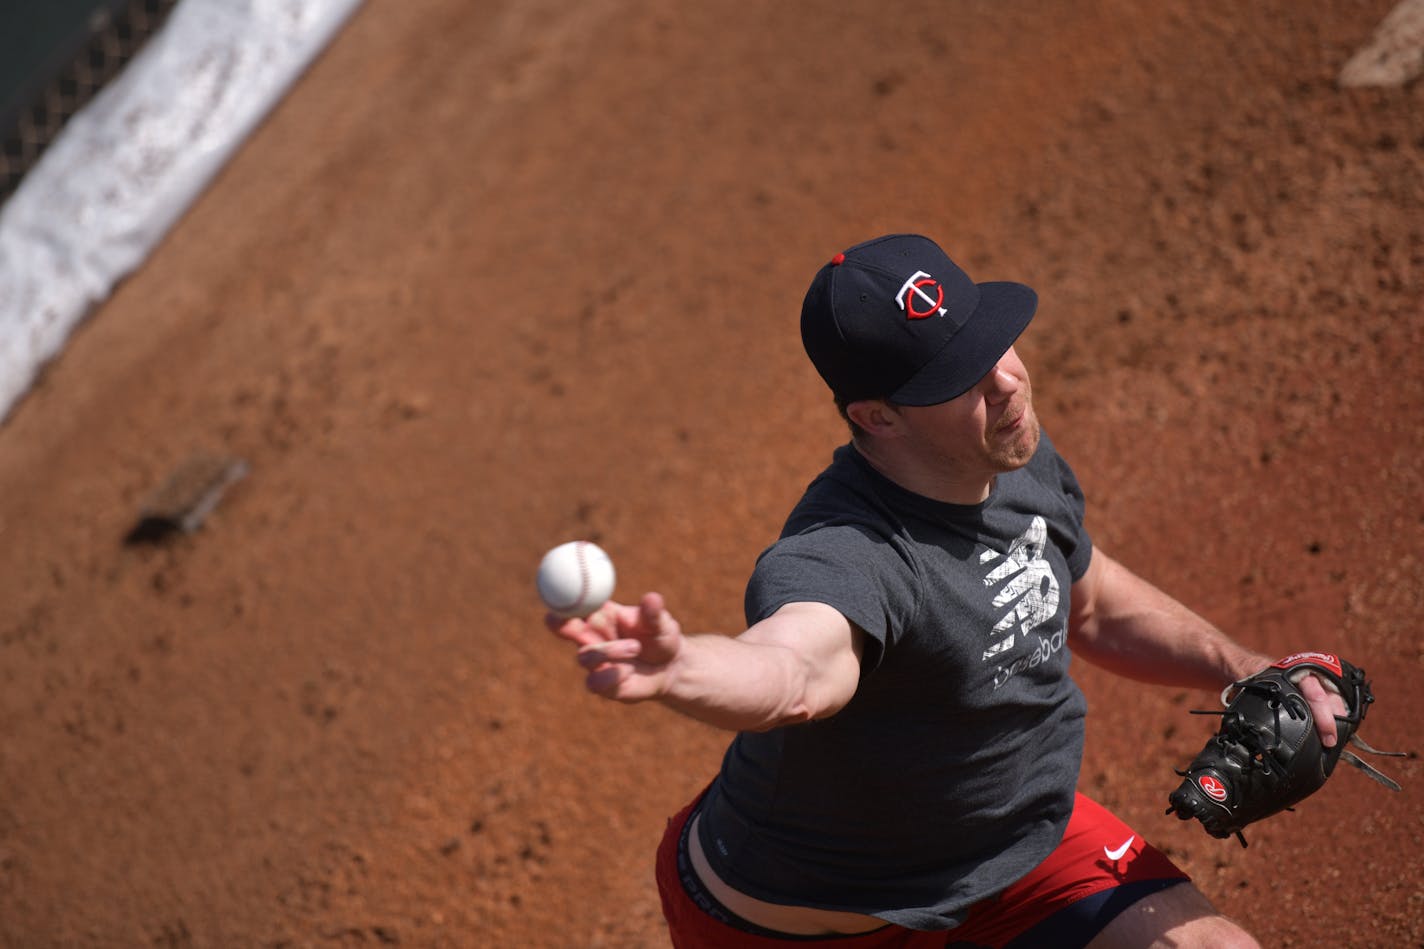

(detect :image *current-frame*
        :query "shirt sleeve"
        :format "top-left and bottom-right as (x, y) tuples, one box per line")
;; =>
(743, 524), (921, 672)
(1038, 434), (1094, 581)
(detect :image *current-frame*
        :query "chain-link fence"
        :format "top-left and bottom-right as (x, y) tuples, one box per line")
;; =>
(1, 0), (181, 204)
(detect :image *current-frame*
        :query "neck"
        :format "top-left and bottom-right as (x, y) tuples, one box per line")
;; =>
(850, 439), (994, 505)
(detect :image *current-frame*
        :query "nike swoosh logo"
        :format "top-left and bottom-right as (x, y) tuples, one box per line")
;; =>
(1104, 836), (1135, 861)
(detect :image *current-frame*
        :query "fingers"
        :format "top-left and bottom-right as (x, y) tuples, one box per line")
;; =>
(547, 613), (609, 649)
(584, 663), (624, 694)
(547, 613), (598, 647)
(1297, 673), (1346, 748)
(585, 660), (638, 697)
(600, 592), (666, 639)
(545, 599), (634, 647)
(548, 591), (678, 704)
(576, 638), (642, 667)
(579, 643), (662, 701)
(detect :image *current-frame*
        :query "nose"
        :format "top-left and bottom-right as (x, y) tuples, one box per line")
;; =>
(982, 358), (1020, 401)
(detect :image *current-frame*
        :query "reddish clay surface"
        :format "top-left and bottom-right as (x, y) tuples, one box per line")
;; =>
(1, 1), (1421, 946)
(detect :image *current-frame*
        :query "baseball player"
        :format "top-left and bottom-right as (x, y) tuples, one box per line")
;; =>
(549, 234), (1346, 948)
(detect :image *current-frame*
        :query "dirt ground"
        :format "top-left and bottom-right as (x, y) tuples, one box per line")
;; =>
(1, 0), (1421, 946)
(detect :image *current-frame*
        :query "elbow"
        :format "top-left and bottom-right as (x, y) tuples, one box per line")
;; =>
(746, 679), (838, 731)
(759, 680), (854, 731)
(760, 702), (817, 731)
(739, 695), (816, 732)
(738, 634), (859, 731)
(1068, 613), (1098, 651)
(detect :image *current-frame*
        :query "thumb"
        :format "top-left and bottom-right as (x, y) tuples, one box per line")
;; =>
(630, 591), (683, 664)
(640, 592), (668, 628)
(612, 591), (672, 638)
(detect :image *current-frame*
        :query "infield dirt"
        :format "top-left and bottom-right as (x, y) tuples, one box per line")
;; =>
(0, 1), (1420, 946)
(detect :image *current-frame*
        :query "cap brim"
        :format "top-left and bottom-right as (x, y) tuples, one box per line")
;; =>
(889, 281), (1037, 406)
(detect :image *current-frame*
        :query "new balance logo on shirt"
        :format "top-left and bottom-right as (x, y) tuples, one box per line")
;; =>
(979, 516), (1067, 689)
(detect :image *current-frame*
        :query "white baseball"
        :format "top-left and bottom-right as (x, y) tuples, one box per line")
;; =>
(536, 541), (616, 619)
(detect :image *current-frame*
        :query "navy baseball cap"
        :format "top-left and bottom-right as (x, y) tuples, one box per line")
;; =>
(800, 234), (1037, 406)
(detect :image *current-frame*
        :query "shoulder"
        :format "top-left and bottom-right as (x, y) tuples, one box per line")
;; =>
(1006, 430), (1094, 577)
(1025, 430), (1069, 474)
(747, 513), (925, 654)
(770, 446), (908, 547)
(1017, 431), (1086, 501)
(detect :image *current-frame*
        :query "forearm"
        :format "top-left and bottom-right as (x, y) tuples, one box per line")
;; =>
(1071, 553), (1270, 691)
(564, 597), (862, 731)
(658, 632), (825, 732)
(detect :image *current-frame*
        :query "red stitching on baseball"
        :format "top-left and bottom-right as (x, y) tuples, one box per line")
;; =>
(574, 541), (591, 611)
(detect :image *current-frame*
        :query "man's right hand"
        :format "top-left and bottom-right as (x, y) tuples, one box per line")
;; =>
(546, 592), (684, 702)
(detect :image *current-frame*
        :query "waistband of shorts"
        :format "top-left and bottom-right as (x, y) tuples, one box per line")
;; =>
(675, 801), (841, 940)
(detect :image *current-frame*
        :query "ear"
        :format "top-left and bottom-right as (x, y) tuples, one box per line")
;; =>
(845, 399), (904, 437)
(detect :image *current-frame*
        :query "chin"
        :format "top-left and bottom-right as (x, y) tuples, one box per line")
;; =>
(996, 419), (1041, 470)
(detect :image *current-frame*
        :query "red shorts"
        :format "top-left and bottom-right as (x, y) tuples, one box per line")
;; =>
(654, 791), (1190, 949)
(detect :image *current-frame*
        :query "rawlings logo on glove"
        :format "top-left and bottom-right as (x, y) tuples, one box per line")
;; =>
(1166, 653), (1405, 847)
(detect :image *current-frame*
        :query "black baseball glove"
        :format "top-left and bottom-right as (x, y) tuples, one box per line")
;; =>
(1166, 652), (1404, 846)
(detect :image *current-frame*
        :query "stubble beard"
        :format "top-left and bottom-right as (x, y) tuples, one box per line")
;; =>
(989, 402), (1041, 472)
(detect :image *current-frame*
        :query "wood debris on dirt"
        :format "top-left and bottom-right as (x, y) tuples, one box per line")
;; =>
(124, 454), (250, 544)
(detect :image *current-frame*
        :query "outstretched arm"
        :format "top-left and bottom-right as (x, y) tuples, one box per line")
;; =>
(547, 593), (865, 732)
(1069, 548), (1344, 745)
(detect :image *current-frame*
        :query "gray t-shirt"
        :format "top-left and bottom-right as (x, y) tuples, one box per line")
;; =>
(696, 434), (1093, 931)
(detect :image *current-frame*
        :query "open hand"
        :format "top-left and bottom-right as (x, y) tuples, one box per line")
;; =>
(546, 592), (684, 701)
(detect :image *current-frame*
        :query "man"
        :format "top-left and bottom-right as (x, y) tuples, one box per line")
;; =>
(549, 234), (1342, 948)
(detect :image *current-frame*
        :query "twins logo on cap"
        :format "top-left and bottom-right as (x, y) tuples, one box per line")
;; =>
(896, 270), (948, 320)
(799, 234), (1038, 406)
